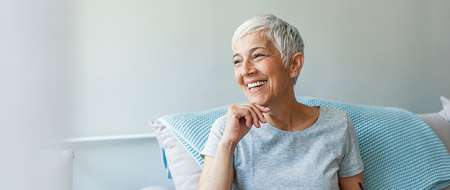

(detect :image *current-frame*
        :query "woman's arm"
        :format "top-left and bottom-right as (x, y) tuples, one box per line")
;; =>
(198, 141), (236, 190)
(198, 104), (269, 190)
(339, 117), (365, 190)
(338, 173), (364, 190)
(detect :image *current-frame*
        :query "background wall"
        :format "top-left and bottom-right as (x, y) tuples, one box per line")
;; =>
(0, 0), (73, 189)
(69, 1), (450, 188)
(70, 0), (450, 138)
(2, 0), (448, 190)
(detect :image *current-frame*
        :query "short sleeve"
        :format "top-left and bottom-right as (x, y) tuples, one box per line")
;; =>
(200, 115), (227, 157)
(338, 118), (364, 177)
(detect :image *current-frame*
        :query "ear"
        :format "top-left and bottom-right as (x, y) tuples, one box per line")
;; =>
(288, 52), (304, 79)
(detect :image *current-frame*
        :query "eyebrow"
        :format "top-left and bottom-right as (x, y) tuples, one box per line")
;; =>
(232, 46), (266, 59)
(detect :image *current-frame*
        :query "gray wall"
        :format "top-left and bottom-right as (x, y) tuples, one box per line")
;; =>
(69, 1), (450, 188)
(70, 1), (450, 188)
(71, 0), (450, 138)
(0, 0), (73, 189)
(3, 0), (448, 189)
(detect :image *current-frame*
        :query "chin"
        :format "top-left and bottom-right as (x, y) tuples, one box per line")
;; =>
(247, 96), (268, 106)
(242, 87), (269, 105)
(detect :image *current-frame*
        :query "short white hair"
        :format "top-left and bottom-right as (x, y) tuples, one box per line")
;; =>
(232, 14), (304, 67)
(232, 14), (304, 84)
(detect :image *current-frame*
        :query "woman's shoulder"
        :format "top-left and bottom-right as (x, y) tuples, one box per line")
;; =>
(317, 107), (354, 145)
(319, 107), (349, 123)
(316, 107), (353, 134)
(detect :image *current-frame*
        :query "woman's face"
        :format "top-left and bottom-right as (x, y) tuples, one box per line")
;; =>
(232, 32), (293, 106)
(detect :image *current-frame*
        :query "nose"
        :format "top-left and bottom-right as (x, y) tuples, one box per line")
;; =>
(241, 59), (256, 76)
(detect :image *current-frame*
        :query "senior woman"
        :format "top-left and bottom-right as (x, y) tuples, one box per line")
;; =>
(198, 15), (364, 190)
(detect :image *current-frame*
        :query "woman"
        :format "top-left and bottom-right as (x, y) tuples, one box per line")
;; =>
(198, 15), (364, 190)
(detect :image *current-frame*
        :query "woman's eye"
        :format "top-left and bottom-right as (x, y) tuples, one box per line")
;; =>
(233, 60), (241, 65)
(253, 54), (265, 59)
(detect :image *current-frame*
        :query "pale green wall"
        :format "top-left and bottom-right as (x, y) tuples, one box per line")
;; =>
(71, 0), (450, 138)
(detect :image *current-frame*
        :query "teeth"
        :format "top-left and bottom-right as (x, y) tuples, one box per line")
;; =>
(247, 80), (266, 88)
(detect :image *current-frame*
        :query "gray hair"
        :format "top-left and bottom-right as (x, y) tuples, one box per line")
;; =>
(232, 14), (304, 68)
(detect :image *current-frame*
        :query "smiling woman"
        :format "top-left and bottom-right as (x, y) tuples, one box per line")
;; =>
(198, 15), (364, 190)
(232, 31), (300, 108)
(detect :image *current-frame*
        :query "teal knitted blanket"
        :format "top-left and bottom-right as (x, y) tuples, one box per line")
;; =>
(157, 97), (450, 189)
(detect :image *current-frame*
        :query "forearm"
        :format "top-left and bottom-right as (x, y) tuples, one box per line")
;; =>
(199, 141), (236, 190)
(338, 173), (364, 190)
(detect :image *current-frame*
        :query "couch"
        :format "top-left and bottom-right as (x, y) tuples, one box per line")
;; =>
(151, 97), (450, 190)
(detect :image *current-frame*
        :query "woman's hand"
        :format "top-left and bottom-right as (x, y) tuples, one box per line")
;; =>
(221, 104), (271, 145)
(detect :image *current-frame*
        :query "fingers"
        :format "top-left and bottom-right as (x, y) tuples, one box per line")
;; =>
(229, 104), (271, 129)
(243, 111), (253, 128)
(251, 104), (271, 121)
(253, 104), (271, 113)
(245, 105), (261, 128)
(231, 106), (253, 128)
(244, 104), (270, 128)
(247, 104), (265, 125)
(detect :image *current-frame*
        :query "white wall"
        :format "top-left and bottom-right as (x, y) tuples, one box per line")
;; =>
(71, 0), (450, 138)
(5, 0), (447, 189)
(69, 1), (450, 187)
(0, 0), (73, 189)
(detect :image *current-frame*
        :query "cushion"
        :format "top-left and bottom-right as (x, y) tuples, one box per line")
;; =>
(439, 96), (450, 122)
(419, 113), (450, 152)
(153, 121), (201, 190)
(419, 96), (450, 153)
(155, 97), (450, 189)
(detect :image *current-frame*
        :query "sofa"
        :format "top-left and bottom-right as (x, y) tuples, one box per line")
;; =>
(151, 97), (450, 190)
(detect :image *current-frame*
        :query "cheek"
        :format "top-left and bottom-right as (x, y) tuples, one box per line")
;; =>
(256, 61), (274, 75)
(267, 72), (286, 88)
(233, 69), (242, 84)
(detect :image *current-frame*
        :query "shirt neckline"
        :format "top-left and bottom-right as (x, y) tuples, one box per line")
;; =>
(262, 106), (325, 135)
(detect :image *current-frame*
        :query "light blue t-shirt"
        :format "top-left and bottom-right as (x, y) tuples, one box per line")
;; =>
(201, 107), (364, 190)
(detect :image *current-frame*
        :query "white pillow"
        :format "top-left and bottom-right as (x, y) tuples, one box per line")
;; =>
(152, 121), (201, 190)
(418, 96), (450, 153)
(419, 113), (450, 153)
(440, 96), (450, 122)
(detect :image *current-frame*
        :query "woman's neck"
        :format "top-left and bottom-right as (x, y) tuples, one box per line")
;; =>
(263, 93), (319, 131)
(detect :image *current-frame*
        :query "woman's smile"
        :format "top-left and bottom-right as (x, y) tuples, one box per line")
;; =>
(247, 80), (267, 93)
